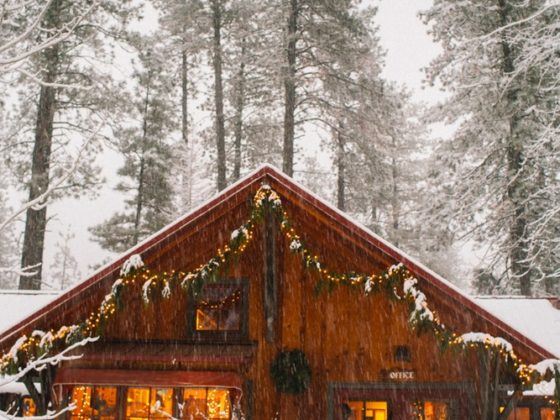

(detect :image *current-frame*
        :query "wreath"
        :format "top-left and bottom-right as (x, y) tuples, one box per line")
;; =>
(270, 349), (312, 394)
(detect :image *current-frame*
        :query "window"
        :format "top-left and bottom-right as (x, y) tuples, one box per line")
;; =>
(188, 280), (248, 340)
(182, 388), (230, 419)
(71, 386), (117, 419)
(67, 385), (232, 420)
(540, 407), (556, 420)
(344, 400), (387, 420)
(21, 397), (36, 417)
(394, 346), (411, 362)
(504, 407), (530, 420)
(422, 401), (449, 420)
(195, 285), (242, 331)
(126, 387), (173, 419)
(407, 401), (450, 419)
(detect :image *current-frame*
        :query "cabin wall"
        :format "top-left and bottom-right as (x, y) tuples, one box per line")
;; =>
(60, 195), (486, 418)
(3, 177), (545, 419)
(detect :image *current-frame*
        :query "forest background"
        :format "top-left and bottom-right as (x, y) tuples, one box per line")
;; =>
(1, 0), (559, 297)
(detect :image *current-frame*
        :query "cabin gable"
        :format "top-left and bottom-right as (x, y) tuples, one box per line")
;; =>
(0, 165), (556, 419)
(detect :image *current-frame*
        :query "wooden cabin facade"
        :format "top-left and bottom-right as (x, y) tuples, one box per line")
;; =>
(0, 165), (557, 419)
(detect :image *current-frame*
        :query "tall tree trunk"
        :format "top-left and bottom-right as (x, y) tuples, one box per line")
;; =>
(133, 76), (151, 245)
(282, 0), (298, 177)
(498, 0), (531, 295)
(390, 135), (400, 247)
(181, 48), (189, 147)
(19, 6), (60, 289)
(233, 41), (246, 181)
(180, 32), (192, 210)
(211, 0), (226, 191)
(336, 121), (345, 211)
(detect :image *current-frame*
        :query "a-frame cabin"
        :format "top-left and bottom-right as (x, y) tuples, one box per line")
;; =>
(0, 165), (556, 419)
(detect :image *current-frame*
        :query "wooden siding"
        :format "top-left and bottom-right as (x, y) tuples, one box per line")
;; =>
(0, 166), (553, 419)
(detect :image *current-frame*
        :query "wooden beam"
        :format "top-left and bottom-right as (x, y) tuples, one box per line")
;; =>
(263, 208), (277, 343)
(498, 390), (522, 420)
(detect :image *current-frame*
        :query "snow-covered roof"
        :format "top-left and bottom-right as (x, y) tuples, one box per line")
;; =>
(474, 297), (560, 359)
(0, 290), (60, 336)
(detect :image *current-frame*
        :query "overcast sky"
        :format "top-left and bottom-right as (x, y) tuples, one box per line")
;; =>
(43, 0), (446, 287)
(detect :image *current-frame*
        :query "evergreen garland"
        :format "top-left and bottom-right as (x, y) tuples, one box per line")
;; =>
(0, 183), (558, 412)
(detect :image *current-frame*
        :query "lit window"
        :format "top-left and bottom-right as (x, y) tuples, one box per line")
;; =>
(195, 284), (243, 332)
(505, 407), (530, 420)
(540, 407), (556, 420)
(92, 387), (118, 419)
(344, 400), (387, 420)
(150, 388), (173, 419)
(182, 388), (230, 419)
(71, 386), (93, 419)
(126, 387), (173, 419)
(21, 397), (36, 417)
(71, 386), (118, 419)
(423, 401), (449, 420)
(68, 385), (232, 419)
(126, 387), (150, 419)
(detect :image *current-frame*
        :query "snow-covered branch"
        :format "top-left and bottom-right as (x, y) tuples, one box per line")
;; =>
(0, 129), (98, 235)
(0, 128), (99, 277)
(0, 336), (98, 418)
(0, 0), (99, 86)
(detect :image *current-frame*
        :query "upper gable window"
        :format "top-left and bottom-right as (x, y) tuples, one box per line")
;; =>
(195, 284), (242, 331)
(188, 279), (248, 341)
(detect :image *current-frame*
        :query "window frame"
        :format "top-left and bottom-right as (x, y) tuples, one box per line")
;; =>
(65, 384), (119, 419)
(62, 385), (234, 420)
(186, 278), (249, 343)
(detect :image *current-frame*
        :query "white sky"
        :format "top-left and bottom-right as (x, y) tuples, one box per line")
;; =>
(42, 0), (453, 287)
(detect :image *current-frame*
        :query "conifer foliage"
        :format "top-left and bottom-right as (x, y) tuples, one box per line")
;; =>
(422, 0), (560, 295)
(90, 38), (176, 253)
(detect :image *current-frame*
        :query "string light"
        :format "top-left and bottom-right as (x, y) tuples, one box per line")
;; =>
(1, 183), (557, 412)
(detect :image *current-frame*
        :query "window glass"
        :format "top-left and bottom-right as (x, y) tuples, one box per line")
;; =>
(67, 385), (232, 419)
(150, 388), (173, 418)
(207, 388), (230, 419)
(181, 388), (230, 419)
(182, 388), (207, 419)
(195, 285), (242, 332)
(126, 387), (150, 419)
(423, 401), (448, 420)
(71, 386), (93, 419)
(92, 386), (117, 419)
(541, 408), (555, 420)
(506, 407), (530, 420)
(344, 400), (387, 420)
(21, 397), (36, 417)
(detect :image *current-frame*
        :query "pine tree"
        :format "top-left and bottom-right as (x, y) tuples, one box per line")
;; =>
(90, 38), (176, 253)
(0, 189), (18, 289)
(3, 0), (135, 290)
(155, 0), (208, 212)
(49, 229), (80, 290)
(422, 0), (552, 295)
(226, 0), (284, 178)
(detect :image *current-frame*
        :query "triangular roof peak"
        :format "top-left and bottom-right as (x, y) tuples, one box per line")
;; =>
(0, 164), (555, 361)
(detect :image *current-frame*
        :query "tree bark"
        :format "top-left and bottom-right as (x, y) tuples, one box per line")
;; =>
(390, 135), (400, 247)
(498, 0), (531, 296)
(282, 0), (298, 177)
(23, 374), (46, 415)
(211, 0), (226, 191)
(133, 74), (151, 245)
(233, 41), (246, 181)
(181, 49), (188, 147)
(336, 121), (345, 211)
(19, 1), (60, 289)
